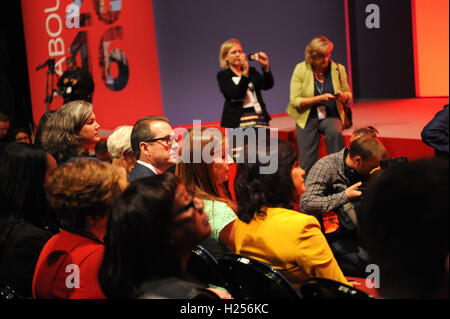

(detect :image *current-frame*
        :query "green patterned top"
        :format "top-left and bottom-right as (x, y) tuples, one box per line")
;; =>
(200, 199), (236, 258)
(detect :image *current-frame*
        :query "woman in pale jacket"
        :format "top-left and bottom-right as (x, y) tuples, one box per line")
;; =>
(286, 36), (352, 176)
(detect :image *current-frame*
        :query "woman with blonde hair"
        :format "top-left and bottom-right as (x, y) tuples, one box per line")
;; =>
(176, 127), (236, 257)
(286, 35), (353, 176)
(217, 38), (273, 129)
(40, 100), (101, 165)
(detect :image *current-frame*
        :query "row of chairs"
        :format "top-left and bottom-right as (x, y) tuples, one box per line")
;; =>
(187, 245), (375, 299)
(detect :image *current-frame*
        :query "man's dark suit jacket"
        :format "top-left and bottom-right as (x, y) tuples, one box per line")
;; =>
(128, 162), (156, 183)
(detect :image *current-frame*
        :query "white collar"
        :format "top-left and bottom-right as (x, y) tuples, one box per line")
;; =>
(137, 160), (160, 175)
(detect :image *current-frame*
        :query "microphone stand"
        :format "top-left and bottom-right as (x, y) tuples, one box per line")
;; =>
(36, 59), (56, 112)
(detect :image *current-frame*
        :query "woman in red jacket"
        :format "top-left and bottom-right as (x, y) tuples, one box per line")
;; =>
(32, 160), (128, 299)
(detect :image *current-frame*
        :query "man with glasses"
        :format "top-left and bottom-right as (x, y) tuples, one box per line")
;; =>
(128, 116), (179, 182)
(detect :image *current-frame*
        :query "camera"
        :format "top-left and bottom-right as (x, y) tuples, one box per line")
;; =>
(248, 52), (259, 61)
(380, 157), (408, 170)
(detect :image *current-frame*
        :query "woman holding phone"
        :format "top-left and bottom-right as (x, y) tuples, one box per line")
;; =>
(286, 36), (352, 176)
(217, 38), (274, 129)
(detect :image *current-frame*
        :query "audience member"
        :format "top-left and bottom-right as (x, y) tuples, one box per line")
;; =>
(32, 160), (127, 299)
(10, 127), (31, 144)
(34, 110), (55, 148)
(128, 116), (179, 182)
(421, 104), (449, 158)
(99, 174), (229, 299)
(176, 128), (236, 258)
(0, 112), (10, 146)
(286, 35), (352, 176)
(360, 158), (448, 299)
(234, 138), (350, 289)
(94, 139), (111, 162)
(106, 125), (136, 175)
(0, 142), (57, 229)
(40, 100), (101, 165)
(300, 137), (387, 277)
(350, 126), (379, 143)
(0, 142), (57, 298)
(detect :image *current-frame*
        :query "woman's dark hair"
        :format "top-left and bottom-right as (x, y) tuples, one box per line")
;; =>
(0, 142), (49, 227)
(99, 173), (182, 298)
(235, 138), (299, 223)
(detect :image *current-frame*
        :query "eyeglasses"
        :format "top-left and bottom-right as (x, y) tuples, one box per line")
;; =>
(172, 197), (204, 217)
(145, 135), (178, 147)
(173, 200), (195, 217)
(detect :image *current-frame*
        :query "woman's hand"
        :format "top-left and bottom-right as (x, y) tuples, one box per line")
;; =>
(319, 93), (336, 103)
(207, 288), (232, 299)
(239, 53), (249, 76)
(257, 52), (270, 72)
(335, 91), (349, 104)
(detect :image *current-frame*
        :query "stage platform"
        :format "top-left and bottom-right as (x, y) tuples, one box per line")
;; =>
(270, 97), (449, 160)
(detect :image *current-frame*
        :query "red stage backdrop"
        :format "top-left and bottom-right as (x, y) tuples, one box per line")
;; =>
(21, 0), (163, 130)
(412, 0), (449, 97)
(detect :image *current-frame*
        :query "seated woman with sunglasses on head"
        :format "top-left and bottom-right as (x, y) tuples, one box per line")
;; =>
(98, 173), (231, 299)
(176, 128), (236, 258)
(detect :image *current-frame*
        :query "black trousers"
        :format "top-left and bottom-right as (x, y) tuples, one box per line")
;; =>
(295, 117), (345, 176)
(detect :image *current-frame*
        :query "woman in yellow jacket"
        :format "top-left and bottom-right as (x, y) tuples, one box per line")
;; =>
(286, 36), (352, 176)
(234, 138), (350, 289)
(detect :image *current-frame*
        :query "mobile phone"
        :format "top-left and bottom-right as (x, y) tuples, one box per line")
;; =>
(248, 52), (259, 61)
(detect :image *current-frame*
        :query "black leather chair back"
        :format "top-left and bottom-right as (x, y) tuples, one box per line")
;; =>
(300, 277), (375, 299)
(186, 245), (226, 288)
(217, 254), (301, 299)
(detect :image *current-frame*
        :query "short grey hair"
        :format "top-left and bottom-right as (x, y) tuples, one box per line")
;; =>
(107, 125), (134, 158)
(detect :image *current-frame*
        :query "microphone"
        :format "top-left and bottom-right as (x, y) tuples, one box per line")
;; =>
(36, 58), (55, 71)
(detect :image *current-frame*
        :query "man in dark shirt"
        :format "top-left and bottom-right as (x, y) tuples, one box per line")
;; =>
(57, 57), (94, 103)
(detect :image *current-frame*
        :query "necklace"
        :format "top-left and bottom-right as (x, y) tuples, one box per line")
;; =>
(314, 71), (324, 78)
(314, 77), (324, 94)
